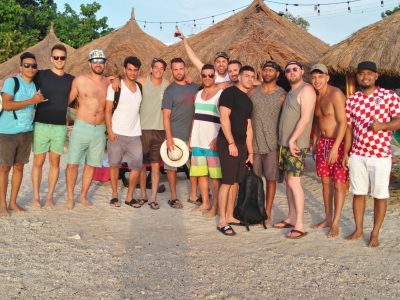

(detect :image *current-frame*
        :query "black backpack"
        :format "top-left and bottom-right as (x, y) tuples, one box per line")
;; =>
(112, 81), (142, 114)
(0, 77), (39, 119)
(234, 165), (267, 231)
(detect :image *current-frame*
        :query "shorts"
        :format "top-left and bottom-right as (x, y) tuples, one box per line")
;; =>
(190, 147), (222, 179)
(67, 119), (106, 167)
(0, 131), (32, 166)
(253, 150), (279, 181)
(141, 130), (165, 163)
(349, 155), (391, 199)
(217, 136), (247, 185)
(33, 122), (67, 155)
(278, 146), (308, 177)
(316, 136), (348, 183)
(107, 134), (143, 171)
(164, 139), (189, 171)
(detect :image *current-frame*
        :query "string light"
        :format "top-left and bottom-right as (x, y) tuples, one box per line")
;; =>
(285, 4), (288, 12)
(160, 22), (162, 31)
(381, 0), (384, 7)
(348, 1), (351, 12)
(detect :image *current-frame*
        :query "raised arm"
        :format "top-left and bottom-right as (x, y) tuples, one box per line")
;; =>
(176, 27), (204, 72)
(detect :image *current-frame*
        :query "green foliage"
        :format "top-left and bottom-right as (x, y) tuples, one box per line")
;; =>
(280, 12), (310, 31)
(381, 5), (400, 18)
(0, 0), (113, 63)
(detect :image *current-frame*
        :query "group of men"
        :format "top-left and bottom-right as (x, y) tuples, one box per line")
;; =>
(0, 30), (399, 247)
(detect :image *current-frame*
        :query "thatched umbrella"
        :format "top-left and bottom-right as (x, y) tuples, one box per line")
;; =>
(149, 0), (329, 81)
(0, 24), (75, 79)
(66, 9), (166, 77)
(320, 12), (400, 95)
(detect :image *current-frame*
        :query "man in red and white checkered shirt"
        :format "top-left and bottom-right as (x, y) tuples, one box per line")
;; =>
(343, 61), (400, 247)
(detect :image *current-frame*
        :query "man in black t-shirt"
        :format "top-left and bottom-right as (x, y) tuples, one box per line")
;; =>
(216, 66), (255, 236)
(31, 44), (74, 208)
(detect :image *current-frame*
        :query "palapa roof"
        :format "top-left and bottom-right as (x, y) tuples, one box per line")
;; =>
(321, 12), (400, 76)
(66, 9), (166, 77)
(0, 25), (75, 79)
(150, 0), (329, 80)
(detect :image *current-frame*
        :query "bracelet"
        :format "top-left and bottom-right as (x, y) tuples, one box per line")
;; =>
(228, 141), (235, 145)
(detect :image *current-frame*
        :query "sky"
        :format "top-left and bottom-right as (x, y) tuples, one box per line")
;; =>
(54, 0), (399, 45)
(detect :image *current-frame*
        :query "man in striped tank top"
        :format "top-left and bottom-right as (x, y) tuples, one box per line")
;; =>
(189, 64), (223, 215)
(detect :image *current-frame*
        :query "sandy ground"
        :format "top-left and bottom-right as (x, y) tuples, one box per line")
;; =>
(0, 154), (400, 300)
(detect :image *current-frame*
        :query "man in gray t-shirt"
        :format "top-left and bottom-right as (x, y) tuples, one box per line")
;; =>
(162, 57), (198, 208)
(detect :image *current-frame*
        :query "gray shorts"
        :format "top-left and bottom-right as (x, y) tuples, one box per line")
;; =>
(0, 132), (33, 166)
(253, 150), (279, 181)
(107, 134), (143, 171)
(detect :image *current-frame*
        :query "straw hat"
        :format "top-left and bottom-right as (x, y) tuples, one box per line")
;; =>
(160, 138), (189, 168)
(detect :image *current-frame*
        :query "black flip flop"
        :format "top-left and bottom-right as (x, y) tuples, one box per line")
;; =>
(125, 199), (138, 206)
(110, 198), (120, 207)
(148, 201), (160, 210)
(168, 199), (183, 209)
(217, 225), (236, 236)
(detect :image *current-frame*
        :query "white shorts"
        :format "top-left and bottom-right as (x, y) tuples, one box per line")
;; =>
(348, 155), (391, 199)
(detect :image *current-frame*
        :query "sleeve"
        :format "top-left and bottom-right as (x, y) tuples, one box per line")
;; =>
(0, 78), (16, 97)
(106, 84), (115, 102)
(388, 91), (400, 118)
(218, 89), (233, 110)
(345, 97), (352, 125)
(162, 87), (173, 110)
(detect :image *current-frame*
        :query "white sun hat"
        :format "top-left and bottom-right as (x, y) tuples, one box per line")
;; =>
(160, 138), (189, 168)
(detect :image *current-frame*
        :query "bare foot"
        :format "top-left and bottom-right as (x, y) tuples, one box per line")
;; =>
(79, 199), (93, 208)
(31, 200), (41, 209)
(226, 216), (240, 224)
(327, 224), (340, 238)
(265, 212), (271, 224)
(346, 230), (363, 240)
(65, 200), (74, 210)
(8, 203), (26, 213)
(0, 206), (10, 217)
(368, 234), (380, 247)
(193, 204), (210, 212)
(313, 219), (331, 229)
(43, 201), (55, 209)
(203, 209), (217, 219)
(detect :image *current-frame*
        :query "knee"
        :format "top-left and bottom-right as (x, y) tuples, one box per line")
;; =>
(287, 177), (300, 189)
(0, 165), (12, 174)
(13, 164), (24, 173)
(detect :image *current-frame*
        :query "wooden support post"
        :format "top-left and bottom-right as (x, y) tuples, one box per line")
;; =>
(345, 73), (356, 97)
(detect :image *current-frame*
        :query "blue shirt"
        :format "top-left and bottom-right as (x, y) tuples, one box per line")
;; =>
(0, 75), (36, 134)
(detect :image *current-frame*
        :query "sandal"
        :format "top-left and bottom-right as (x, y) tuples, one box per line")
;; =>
(110, 198), (120, 207)
(168, 199), (183, 209)
(148, 201), (160, 210)
(286, 229), (308, 239)
(217, 225), (236, 236)
(133, 198), (148, 208)
(125, 199), (138, 207)
(272, 220), (294, 229)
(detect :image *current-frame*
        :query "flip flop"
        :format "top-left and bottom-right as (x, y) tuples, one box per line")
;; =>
(168, 199), (183, 209)
(217, 225), (236, 236)
(187, 198), (202, 205)
(273, 220), (294, 229)
(286, 229), (308, 239)
(109, 198), (120, 207)
(148, 201), (160, 210)
(133, 198), (148, 208)
(125, 199), (138, 207)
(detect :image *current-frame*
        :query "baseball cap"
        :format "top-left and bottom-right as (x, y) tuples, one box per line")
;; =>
(285, 60), (303, 70)
(357, 61), (377, 73)
(310, 63), (329, 74)
(88, 49), (106, 61)
(262, 60), (281, 72)
(214, 51), (229, 61)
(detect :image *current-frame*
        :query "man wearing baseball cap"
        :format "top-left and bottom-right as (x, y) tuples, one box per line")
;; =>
(66, 49), (109, 209)
(343, 61), (400, 247)
(310, 63), (348, 238)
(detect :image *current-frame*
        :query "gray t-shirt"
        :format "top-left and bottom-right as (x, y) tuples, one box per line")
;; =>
(162, 82), (198, 141)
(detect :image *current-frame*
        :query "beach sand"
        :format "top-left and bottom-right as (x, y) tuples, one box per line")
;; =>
(0, 154), (399, 299)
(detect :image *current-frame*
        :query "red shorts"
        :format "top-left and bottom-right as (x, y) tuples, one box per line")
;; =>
(316, 136), (348, 183)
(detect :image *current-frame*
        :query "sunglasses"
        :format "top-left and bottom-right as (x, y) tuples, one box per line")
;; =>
(22, 63), (38, 69)
(53, 56), (66, 61)
(90, 58), (106, 65)
(201, 73), (215, 79)
(285, 67), (299, 73)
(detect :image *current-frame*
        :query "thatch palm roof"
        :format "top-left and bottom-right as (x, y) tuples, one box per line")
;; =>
(321, 12), (400, 76)
(66, 10), (166, 77)
(0, 26), (75, 79)
(150, 0), (329, 80)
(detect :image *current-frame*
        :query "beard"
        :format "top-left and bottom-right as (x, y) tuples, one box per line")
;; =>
(173, 74), (185, 81)
(91, 66), (104, 75)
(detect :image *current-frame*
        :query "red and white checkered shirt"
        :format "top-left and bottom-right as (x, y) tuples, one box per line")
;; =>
(346, 87), (400, 158)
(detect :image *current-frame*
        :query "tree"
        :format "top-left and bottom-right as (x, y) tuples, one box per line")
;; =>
(381, 5), (400, 18)
(279, 12), (310, 31)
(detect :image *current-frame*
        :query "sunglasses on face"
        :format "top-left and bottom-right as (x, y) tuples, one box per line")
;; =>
(201, 73), (215, 79)
(285, 67), (299, 74)
(53, 56), (66, 61)
(22, 63), (38, 69)
(90, 58), (106, 65)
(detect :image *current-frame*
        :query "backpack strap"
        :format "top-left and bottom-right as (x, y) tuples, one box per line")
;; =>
(0, 77), (19, 119)
(112, 81), (142, 114)
(135, 81), (143, 95)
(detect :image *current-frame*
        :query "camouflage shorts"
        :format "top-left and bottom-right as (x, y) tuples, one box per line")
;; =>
(279, 146), (308, 177)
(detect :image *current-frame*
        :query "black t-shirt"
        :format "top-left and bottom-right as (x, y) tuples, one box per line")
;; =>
(34, 69), (74, 125)
(218, 85), (253, 145)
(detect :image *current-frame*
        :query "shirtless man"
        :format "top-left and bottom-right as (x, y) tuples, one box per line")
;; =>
(65, 49), (109, 209)
(310, 64), (347, 237)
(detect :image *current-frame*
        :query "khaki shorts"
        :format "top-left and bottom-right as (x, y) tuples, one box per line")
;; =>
(0, 131), (32, 166)
(253, 150), (279, 181)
